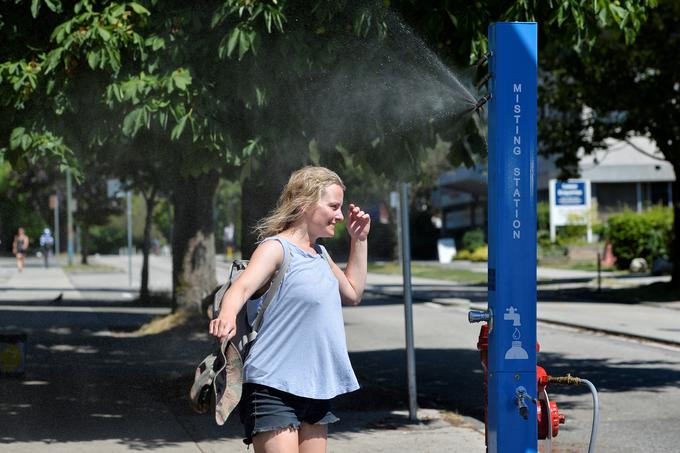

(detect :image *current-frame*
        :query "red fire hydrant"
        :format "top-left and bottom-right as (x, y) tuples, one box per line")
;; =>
(476, 327), (565, 446)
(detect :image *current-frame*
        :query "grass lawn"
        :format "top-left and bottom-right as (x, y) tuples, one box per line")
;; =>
(538, 261), (618, 272)
(368, 262), (487, 284)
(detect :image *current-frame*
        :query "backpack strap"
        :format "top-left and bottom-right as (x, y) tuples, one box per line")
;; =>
(250, 239), (292, 335)
(314, 243), (330, 264)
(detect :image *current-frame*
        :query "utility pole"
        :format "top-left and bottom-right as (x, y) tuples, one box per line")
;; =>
(66, 169), (74, 266)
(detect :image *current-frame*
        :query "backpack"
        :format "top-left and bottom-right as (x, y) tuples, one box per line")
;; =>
(189, 247), (295, 425)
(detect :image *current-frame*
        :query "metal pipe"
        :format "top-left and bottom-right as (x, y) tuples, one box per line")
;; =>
(399, 182), (418, 422)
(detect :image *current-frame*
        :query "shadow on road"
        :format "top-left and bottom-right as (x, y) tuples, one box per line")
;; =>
(2, 303), (680, 447)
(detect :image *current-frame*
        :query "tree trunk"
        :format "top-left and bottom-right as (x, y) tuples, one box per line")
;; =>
(140, 188), (157, 301)
(80, 226), (90, 265)
(172, 172), (219, 312)
(671, 170), (680, 289)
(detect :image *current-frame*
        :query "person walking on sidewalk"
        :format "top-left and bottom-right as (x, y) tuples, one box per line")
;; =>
(12, 227), (29, 272)
(39, 228), (55, 268)
(209, 166), (371, 453)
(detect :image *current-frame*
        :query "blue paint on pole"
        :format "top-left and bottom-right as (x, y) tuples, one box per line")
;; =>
(487, 22), (538, 452)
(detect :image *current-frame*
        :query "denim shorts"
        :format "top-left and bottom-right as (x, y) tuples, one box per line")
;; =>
(240, 383), (339, 445)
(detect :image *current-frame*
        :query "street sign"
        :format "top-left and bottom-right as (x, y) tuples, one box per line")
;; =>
(555, 181), (586, 206)
(107, 179), (123, 198)
(549, 179), (592, 242)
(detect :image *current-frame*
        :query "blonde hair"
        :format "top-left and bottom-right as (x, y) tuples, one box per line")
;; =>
(255, 166), (345, 241)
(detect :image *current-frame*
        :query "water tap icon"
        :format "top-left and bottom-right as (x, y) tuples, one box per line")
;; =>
(504, 306), (521, 326)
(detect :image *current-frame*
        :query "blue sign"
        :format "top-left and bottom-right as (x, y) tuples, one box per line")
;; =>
(555, 181), (586, 206)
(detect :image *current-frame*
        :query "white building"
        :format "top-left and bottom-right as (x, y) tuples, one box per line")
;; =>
(436, 136), (675, 237)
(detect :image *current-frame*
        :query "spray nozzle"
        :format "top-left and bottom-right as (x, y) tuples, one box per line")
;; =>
(476, 73), (491, 90)
(474, 51), (493, 68)
(474, 93), (492, 112)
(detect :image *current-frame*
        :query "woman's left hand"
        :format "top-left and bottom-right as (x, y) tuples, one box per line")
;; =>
(347, 203), (371, 241)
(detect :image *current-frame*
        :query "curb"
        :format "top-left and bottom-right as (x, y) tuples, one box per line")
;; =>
(536, 318), (680, 349)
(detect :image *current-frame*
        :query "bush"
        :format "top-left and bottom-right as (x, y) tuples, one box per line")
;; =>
(456, 245), (488, 262)
(606, 206), (673, 270)
(89, 224), (126, 254)
(462, 228), (485, 252)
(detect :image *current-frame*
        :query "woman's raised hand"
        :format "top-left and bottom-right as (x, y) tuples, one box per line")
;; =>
(347, 203), (371, 241)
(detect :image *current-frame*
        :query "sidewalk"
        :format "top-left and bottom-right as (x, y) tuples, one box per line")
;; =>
(0, 259), (486, 452)
(364, 267), (680, 347)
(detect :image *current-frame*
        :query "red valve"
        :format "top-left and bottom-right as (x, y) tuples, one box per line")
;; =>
(536, 366), (566, 439)
(538, 398), (566, 439)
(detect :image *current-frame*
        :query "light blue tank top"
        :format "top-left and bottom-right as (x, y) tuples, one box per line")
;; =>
(243, 237), (360, 399)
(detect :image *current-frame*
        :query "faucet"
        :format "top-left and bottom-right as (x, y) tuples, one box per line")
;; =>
(515, 386), (529, 420)
(504, 306), (521, 326)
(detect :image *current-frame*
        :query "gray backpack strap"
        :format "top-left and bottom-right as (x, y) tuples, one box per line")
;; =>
(315, 243), (330, 264)
(250, 241), (292, 334)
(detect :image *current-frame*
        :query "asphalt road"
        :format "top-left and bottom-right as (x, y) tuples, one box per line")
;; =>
(341, 296), (680, 452)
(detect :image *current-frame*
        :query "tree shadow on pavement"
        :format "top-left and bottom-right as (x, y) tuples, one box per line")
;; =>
(539, 281), (680, 304)
(2, 305), (680, 447)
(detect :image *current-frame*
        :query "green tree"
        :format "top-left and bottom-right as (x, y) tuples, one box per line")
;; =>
(1, 0), (657, 311)
(539, 0), (680, 284)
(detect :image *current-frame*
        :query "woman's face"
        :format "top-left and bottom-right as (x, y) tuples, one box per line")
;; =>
(306, 184), (344, 239)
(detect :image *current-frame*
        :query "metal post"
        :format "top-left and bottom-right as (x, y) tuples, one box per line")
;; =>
(127, 191), (133, 287)
(54, 192), (60, 257)
(66, 170), (74, 266)
(597, 252), (602, 292)
(399, 182), (418, 422)
(485, 22), (538, 452)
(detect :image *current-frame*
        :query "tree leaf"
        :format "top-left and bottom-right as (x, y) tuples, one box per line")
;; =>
(87, 51), (99, 69)
(172, 69), (191, 91)
(171, 113), (189, 140)
(31, 0), (40, 18)
(128, 2), (150, 16)
(227, 28), (240, 58)
(97, 26), (111, 41)
(238, 29), (250, 59)
(9, 128), (26, 150)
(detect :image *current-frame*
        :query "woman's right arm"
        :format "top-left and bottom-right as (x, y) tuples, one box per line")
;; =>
(208, 240), (284, 342)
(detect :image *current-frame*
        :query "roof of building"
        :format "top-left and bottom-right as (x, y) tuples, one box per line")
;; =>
(538, 136), (674, 187)
(440, 136), (675, 197)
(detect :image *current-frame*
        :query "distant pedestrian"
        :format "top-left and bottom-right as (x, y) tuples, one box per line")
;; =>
(39, 228), (55, 268)
(209, 166), (371, 452)
(12, 227), (29, 272)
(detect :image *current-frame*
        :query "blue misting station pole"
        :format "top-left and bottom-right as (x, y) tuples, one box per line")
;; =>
(470, 22), (538, 452)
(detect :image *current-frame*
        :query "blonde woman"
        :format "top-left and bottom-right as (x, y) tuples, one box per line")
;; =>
(209, 166), (370, 453)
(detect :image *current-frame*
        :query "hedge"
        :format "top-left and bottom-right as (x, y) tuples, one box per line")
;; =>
(606, 206), (673, 270)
